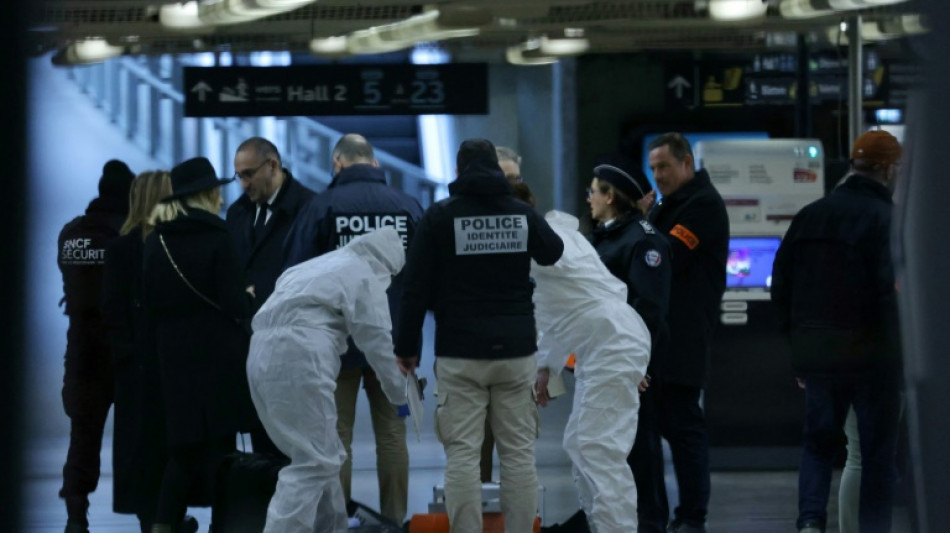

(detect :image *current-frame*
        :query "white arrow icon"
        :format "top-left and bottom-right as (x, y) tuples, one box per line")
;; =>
(191, 81), (213, 102)
(667, 75), (691, 99)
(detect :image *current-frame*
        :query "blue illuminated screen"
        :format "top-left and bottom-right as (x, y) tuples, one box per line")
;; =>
(726, 236), (782, 289)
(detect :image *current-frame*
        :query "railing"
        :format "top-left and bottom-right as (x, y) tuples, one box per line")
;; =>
(65, 55), (442, 208)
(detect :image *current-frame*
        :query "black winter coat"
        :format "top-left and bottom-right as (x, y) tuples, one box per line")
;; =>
(590, 213), (672, 376)
(58, 196), (125, 413)
(284, 164), (424, 369)
(771, 174), (900, 376)
(395, 160), (564, 361)
(101, 231), (167, 514)
(143, 209), (256, 446)
(649, 169), (729, 387)
(225, 170), (315, 308)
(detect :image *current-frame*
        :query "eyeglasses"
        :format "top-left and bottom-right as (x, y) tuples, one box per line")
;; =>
(233, 159), (271, 181)
(586, 187), (596, 199)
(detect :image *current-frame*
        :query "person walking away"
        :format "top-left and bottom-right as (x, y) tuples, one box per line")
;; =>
(57, 159), (135, 533)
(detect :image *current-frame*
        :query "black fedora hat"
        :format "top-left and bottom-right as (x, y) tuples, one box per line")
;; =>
(163, 157), (234, 202)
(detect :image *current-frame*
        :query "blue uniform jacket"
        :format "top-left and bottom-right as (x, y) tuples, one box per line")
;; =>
(285, 164), (424, 368)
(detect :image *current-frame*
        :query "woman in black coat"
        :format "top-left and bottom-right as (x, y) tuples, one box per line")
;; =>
(101, 170), (177, 532)
(142, 157), (256, 533)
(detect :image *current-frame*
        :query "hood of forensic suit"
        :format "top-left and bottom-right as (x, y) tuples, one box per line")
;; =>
(344, 226), (406, 288)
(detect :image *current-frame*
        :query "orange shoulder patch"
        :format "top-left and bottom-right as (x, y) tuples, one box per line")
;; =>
(670, 224), (700, 250)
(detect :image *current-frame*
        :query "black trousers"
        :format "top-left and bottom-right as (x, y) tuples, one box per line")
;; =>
(627, 380), (710, 529)
(59, 323), (114, 524)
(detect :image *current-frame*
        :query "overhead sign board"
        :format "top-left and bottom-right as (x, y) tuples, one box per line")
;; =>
(183, 63), (489, 117)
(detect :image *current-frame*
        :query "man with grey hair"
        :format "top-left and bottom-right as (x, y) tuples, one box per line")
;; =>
(227, 136), (317, 458)
(496, 145), (523, 186)
(285, 133), (423, 524)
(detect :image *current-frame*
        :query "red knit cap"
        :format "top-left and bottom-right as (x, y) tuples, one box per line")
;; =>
(851, 130), (901, 168)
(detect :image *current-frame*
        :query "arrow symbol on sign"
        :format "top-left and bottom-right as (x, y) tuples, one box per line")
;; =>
(191, 81), (213, 102)
(667, 75), (691, 99)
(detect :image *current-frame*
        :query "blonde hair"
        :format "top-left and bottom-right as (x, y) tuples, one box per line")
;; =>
(149, 187), (222, 226)
(121, 171), (172, 239)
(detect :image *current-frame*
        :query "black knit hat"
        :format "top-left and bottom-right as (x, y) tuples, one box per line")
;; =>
(163, 157), (233, 202)
(98, 159), (135, 202)
(593, 163), (652, 201)
(457, 138), (499, 171)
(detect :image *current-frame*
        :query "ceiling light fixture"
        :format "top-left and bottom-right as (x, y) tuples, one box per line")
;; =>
(780, 0), (910, 19)
(51, 38), (125, 66)
(309, 36), (348, 56)
(159, 2), (213, 32)
(197, 0), (314, 26)
(506, 39), (558, 66)
(709, 0), (769, 21)
(538, 35), (590, 56)
(340, 9), (482, 55)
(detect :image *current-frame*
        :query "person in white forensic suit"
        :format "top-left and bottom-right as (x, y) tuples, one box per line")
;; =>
(246, 227), (411, 533)
(533, 211), (652, 533)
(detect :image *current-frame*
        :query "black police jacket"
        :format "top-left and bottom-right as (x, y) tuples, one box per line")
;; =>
(58, 196), (127, 317)
(395, 160), (564, 361)
(590, 212), (671, 374)
(649, 169), (729, 387)
(285, 163), (424, 369)
(771, 174), (900, 376)
(225, 169), (315, 308)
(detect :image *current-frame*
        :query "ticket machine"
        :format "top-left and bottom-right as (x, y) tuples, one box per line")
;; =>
(694, 138), (826, 468)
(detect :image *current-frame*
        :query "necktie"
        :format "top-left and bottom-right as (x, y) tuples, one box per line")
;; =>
(253, 202), (268, 242)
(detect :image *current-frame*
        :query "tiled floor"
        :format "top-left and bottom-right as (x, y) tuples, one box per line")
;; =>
(23, 402), (902, 533)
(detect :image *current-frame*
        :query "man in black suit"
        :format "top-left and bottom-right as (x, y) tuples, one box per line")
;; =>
(226, 137), (316, 456)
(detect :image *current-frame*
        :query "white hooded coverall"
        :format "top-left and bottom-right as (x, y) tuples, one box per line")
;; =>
(246, 227), (408, 533)
(531, 211), (652, 533)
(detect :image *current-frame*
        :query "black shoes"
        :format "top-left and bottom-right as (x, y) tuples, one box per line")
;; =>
(64, 522), (89, 533)
(667, 518), (707, 533)
(179, 515), (199, 533)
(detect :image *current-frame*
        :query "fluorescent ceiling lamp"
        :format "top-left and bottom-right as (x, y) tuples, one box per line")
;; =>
(829, 0), (908, 6)
(538, 36), (589, 56)
(782, 0), (909, 17)
(779, 0), (834, 18)
(826, 17), (923, 44)
(159, 2), (213, 32)
(506, 40), (558, 66)
(343, 9), (481, 54)
(709, 0), (769, 21)
(346, 29), (416, 54)
(53, 38), (125, 65)
(198, 0), (313, 26)
(309, 36), (349, 56)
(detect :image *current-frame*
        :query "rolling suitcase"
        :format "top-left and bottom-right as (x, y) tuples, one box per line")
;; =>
(210, 452), (289, 533)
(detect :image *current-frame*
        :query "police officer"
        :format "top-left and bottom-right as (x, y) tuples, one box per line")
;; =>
(645, 132), (729, 533)
(587, 160), (672, 533)
(285, 133), (423, 525)
(57, 159), (134, 533)
(395, 138), (564, 533)
(227, 136), (316, 458)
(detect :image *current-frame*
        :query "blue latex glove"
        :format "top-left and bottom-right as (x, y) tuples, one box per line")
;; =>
(396, 404), (410, 418)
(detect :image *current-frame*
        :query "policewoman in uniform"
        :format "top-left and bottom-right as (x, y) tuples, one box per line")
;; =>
(395, 139), (563, 533)
(57, 159), (135, 533)
(587, 161), (672, 533)
(285, 133), (423, 525)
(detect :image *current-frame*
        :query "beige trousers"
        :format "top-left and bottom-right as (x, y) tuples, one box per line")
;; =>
(335, 367), (409, 524)
(435, 355), (539, 533)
